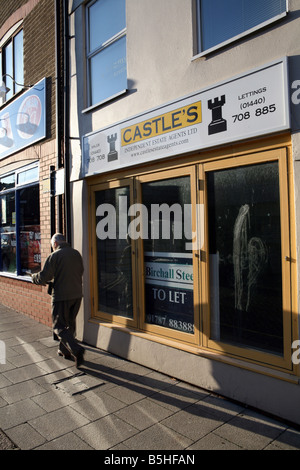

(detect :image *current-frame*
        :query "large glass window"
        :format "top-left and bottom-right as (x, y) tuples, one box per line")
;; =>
(19, 185), (41, 274)
(141, 176), (195, 335)
(87, 0), (127, 107)
(0, 165), (40, 276)
(89, 149), (293, 369)
(0, 29), (24, 104)
(0, 192), (16, 273)
(207, 162), (283, 354)
(95, 185), (133, 318)
(195, 0), (287, 55)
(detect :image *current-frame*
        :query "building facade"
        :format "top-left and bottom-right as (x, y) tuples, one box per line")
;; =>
(0, 0), (65, 326)
(19, 0), (300, 424)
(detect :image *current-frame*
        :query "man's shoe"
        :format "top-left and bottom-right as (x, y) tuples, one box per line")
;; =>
(75, 349), (85, 368)
(57, 350), (73, 361)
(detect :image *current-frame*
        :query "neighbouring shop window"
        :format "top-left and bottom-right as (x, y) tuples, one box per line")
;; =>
(195, 0), (287, 55)
(0, 192), (16, 273)
(141, 175), (195, 335)
(0, 164), (40, 276)
(95, 185), (133, 318)
(0, 29), (24, 104)
(207, 161), (283, 355)
(19, 185), (41, 274)
(86, 0), (127, 106)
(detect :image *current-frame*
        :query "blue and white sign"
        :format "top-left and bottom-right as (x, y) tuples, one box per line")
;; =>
(0, 77), (46, 160)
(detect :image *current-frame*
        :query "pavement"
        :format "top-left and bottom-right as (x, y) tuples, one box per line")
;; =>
(1, 304), (300, 452)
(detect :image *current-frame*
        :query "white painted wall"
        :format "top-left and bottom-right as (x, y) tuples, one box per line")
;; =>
(69, 0), (300, 424)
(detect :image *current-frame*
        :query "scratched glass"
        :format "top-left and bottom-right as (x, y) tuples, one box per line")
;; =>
(207, 162), (283, 355)
(95, 186), (133, 318)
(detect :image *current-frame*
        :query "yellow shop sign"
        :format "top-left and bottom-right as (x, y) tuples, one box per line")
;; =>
(121, 101), (202, 146)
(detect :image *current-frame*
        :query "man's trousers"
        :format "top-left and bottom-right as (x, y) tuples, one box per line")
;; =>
(52, 298), (83, 357)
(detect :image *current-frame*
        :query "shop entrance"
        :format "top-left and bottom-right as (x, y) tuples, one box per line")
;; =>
(88, 147), (294, 371)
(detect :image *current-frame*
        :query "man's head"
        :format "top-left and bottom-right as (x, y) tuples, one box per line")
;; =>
(51, 233), (66, 251)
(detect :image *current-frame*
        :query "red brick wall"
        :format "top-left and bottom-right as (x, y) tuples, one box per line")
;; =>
(0, 140), (60, 327)
(0, 277), (51, 326)
(0, 0), (63, 327)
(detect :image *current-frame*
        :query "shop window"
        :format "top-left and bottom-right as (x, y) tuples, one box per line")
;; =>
(207, 162), (283, 354)
(0, 192), (16, 273)
(86, 0), (127, 107)
(89, 149), (293, 369)
(0, 164), (40, 276)
(90, 179), (137, 327)
(202, 149), (292, 369)
(19, 185), (40, 274)
(95, 185), (133, 318)
(139, 172), (196, 337)
(195, 0), (287, 56)
(0, 29), (24, 104)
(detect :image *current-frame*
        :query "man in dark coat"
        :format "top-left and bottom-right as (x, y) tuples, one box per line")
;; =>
(31, 233), (85, 367)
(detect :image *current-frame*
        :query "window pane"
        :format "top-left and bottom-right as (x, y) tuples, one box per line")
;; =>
(19, 185), (41, 274)
(90, 36), (127, 105)
(0, 174), (15, 191)
(207, 162), (283, 355)
(0, 51), (2, 106)
(14, 30), (24, 94)
(142, 176), (194, 334)
(95, 186), (133, 318)
(17, 166), (39, 186)
(199, 0), (286, 51)
(88, 0), (126, 51)
(0, 192), (16, 273)
(3, 41), (13, 100)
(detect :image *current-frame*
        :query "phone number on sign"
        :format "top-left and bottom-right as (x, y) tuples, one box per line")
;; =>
(146, 314), (194, 333)
(233, 104), (276, 122)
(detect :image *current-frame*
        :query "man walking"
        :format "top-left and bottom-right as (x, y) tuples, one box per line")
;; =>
(31, 233), (85, 367)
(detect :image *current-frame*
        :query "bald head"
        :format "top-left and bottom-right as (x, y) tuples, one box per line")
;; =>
(51, 233), (66, 250)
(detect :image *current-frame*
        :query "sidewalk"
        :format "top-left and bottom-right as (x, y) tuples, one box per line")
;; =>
(1, 303), (300, 451)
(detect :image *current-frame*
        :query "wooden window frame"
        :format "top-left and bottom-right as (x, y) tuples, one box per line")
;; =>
(87, 141), (297, 373)
(200, 148), (293, 370)
(136, 165), (200, 346)
(89, 178), (138, 329)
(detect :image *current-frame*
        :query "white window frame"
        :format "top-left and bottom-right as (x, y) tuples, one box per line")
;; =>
(85, 0), (127, 109)
(193, 0), (288, 60)
(0, 20), (24, 105)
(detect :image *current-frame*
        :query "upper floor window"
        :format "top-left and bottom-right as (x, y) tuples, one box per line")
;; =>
(86, 0), (127, 108)
(195, 0), (287, 56)
(0, 28), (24, 105)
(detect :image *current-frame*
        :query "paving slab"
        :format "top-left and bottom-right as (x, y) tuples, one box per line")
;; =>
(1, 304), (300, 451)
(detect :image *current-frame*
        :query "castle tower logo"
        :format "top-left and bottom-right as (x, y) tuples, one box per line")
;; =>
(107, 133), (118, 162)
(207, 95), (227, 135)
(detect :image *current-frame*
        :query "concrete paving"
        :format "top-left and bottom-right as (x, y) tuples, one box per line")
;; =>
(1, 303), (300, 451)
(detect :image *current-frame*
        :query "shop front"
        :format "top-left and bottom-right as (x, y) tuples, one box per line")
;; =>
(79, 58), (300, 424)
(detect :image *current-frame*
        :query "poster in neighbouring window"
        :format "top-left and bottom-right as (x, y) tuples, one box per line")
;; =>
(0, 78), (46, 160)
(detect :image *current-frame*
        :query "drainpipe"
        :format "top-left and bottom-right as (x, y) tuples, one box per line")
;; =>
(55, 0), (64, 234)
(63, 0), (71, 245)
(55, 0), (63, 235)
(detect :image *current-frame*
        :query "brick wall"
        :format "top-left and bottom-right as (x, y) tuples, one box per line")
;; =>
(0, 140), (60, 327)
(23, 0), (57, 140)
(0, 277), (51, 326)
(0, 1), (64, 327)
